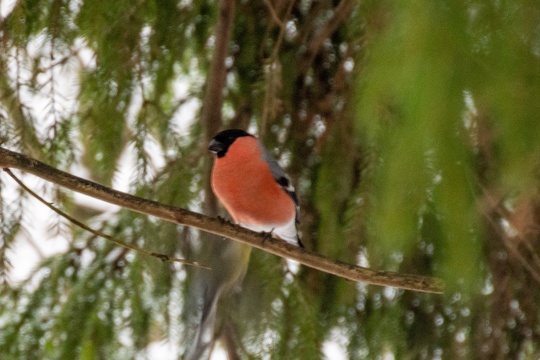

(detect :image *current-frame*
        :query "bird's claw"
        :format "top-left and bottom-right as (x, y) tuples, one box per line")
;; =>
(216, 215), (229, 224)
(260, 229), (274, 246)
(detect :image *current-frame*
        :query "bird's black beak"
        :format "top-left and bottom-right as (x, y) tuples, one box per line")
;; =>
(208, 139), (224, 154)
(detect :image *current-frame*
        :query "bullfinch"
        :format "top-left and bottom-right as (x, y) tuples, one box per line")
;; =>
(209, 129), (302, 247)
(184, 129), (301, 359)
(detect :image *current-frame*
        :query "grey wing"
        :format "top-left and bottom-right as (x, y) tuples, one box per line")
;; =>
(260, 143), (300, 223)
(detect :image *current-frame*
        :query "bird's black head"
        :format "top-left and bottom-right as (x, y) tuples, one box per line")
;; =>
(208, 129), (253, 158)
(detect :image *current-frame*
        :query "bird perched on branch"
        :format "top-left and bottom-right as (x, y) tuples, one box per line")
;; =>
(184, 129), (301, 360)
(209, 128), (302, 247)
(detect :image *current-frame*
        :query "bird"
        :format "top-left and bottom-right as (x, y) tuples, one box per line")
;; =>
(208, 128), (302, 247)
(184, 129), (301, 360)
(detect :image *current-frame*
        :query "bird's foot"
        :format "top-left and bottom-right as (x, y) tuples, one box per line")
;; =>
(260, 229), (275, 246)
(216, 215), (229, 224)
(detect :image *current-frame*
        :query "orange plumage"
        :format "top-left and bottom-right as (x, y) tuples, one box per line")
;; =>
(209, 129), (300, 246)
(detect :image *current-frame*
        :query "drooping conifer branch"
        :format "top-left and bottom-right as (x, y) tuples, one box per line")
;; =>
(0, 146), (444, 294)
(2, 168), (209, 269)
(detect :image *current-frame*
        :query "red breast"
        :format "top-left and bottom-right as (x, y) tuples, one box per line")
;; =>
(211, 136), (296, 226)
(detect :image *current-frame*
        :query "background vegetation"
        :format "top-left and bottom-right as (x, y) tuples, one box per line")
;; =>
(1, 0), (540, 358)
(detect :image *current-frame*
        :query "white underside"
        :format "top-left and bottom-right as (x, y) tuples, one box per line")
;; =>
(238, 216), (298, 245)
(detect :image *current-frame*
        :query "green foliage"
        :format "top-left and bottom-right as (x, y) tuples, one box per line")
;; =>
(358, 1), (488, 291)
(1, 0), (540, 359)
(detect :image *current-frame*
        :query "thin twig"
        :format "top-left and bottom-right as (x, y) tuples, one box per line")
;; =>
(300, 0), (355, 74)
(478, 189), (540, 284)
(3, 168), (210, 270)
(261, 1), (295, 138)
(270, 0), (295, 60)
(262, 0), (285, 29)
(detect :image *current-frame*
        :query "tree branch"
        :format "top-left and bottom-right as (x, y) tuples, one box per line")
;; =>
(0, 146), (444, 293)
(300, 0), (356, 75)
(201, 0), (235, 140)
(201, 0), (236, 216)
(2, 168), (208, 269)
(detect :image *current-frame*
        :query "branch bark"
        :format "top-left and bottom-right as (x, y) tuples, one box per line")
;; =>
(0, 146), (444, 294)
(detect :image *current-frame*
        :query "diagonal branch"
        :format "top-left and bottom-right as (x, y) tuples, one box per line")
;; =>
(0, 146), (444, 294)
(300, 0), (356, 75)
